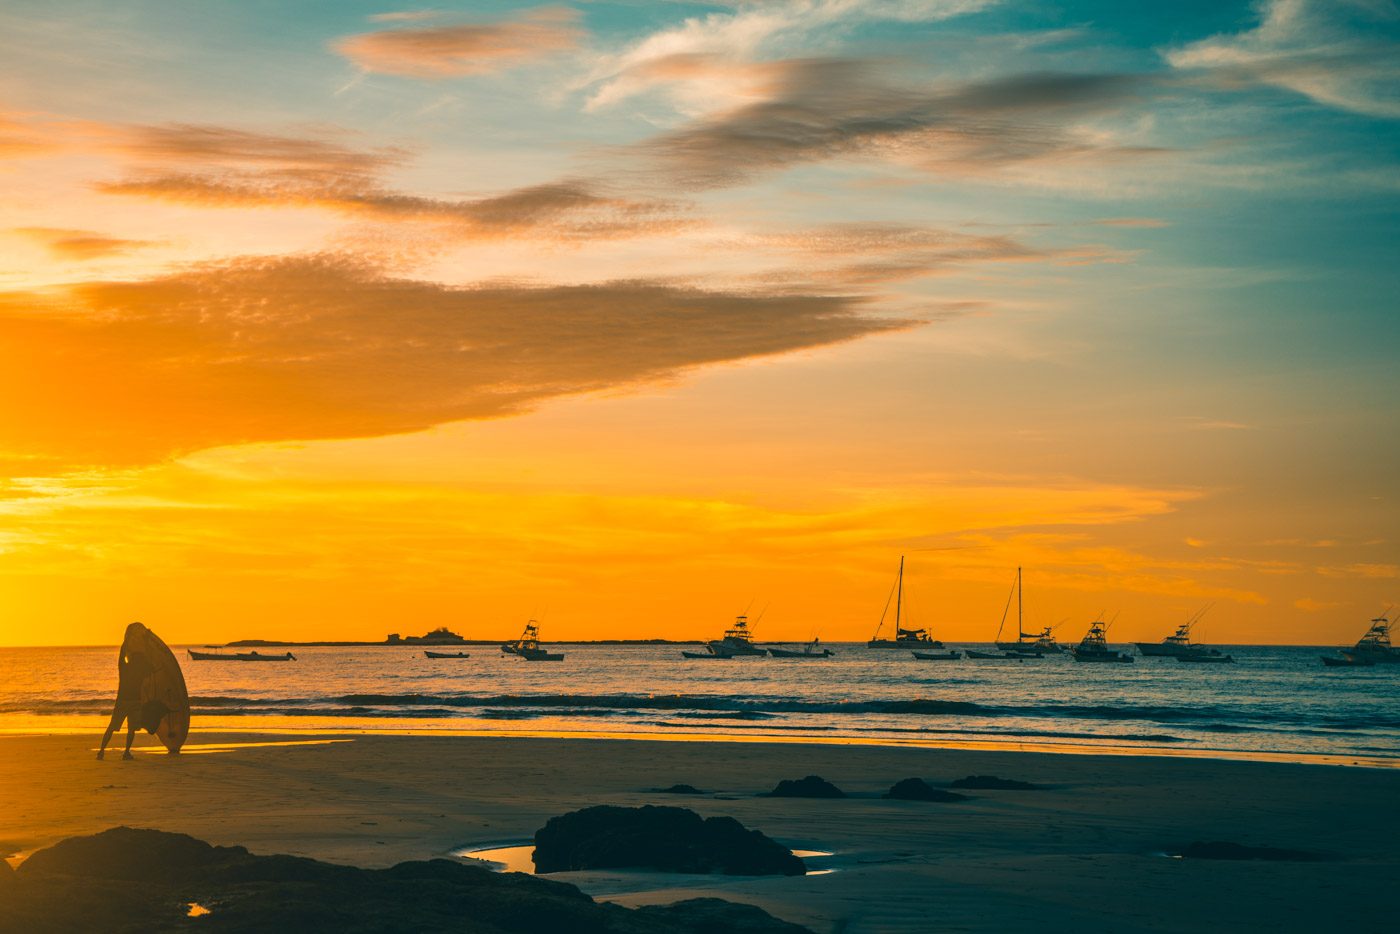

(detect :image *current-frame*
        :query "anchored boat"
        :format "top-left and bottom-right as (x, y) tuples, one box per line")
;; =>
(187, 649), (295, 662)
(990, 567), (1055, 657)
(502, 621), (564, 661)
(1070, 619), (1133, 663)
(867, 557), (946, 649)
(1135, 607), (1230, 660)
(707, 614), (767, 657)
(1346, 613), (1400, 663)
(769, 638), (835, 659)
(424, 650), (471, 659)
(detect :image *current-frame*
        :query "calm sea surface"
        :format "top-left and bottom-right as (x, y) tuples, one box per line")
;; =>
(2, 644), (1396, 764)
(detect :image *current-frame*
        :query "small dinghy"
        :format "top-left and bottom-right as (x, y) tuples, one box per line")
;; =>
(911, 649), (961, 660)
(188, 649), (295, 662)
(769, 638), (834, 658)
(424, 650), (471, 659)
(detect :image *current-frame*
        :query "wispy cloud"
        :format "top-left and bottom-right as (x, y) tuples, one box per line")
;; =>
(746, 222), (1129, 284)
(580, 0), (998, 112)
(632, 59), (1170, 188)
(14, 227), (158, 260)
(335, 6), (583, 79)
(1165, 0), (1400, 117)
(0, 254), (903, 472)
(97, 123), (688, 242)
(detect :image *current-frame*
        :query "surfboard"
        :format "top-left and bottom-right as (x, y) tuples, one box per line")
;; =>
(120, 622), (190, 754)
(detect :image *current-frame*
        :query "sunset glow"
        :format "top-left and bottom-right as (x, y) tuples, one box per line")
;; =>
(2, 1), (1397, 646)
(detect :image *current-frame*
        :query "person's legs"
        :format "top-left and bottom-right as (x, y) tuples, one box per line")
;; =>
(97, 708), (123, 760)
(122, 718), (138, 760)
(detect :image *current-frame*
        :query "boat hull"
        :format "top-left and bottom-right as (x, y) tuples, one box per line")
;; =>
(424, 651), (471, 659)
(1136, 642), (1193, 657)
(1072, 652), (1133, 663)
(768, 647), (833, 658)
(1321, 655), (1373, 667)
(911, 651), (960, 660)
(868, 639), (943, 649)
(965, 649), (1025, 660)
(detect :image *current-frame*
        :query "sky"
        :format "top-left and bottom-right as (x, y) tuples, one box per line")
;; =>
(1, 0), (1397, 646)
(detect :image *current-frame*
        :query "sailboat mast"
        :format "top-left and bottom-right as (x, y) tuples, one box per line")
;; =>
(1017, 566), (1022, 642)
(895, 556), (904, 631)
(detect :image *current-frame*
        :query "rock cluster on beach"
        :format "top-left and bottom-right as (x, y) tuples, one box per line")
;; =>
(6, 827), (812, 933)
(532, 805), (807, 876)
(884, 778), (969, 802)
(948, 775), (1041, 790)
(763, 775), (846, 798)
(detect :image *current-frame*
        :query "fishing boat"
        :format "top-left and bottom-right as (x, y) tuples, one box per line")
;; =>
(1321, 654), (1373, 668)
(867, 557), (944, 648)
(912, 649), (961, 660)
(992, 567), (1057, 656)
(188, 649), (295, 662)
(769, 638), (834, 658)
(1070, 619), (1133, 663)
(424, 650), (471, 659)
(1135, 607), (1229, 659)
(706, 614), (767, 657)
(502, 621), (564, 661)
(1346, 613), (1400, 663)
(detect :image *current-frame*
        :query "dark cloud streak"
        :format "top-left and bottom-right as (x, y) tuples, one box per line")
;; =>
(0, 254), (902, 472)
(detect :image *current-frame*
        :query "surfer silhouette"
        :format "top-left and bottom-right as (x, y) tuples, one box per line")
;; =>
(97, 631), (157, 760)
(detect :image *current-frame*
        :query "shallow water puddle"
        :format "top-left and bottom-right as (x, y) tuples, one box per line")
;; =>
(97, 739), (354, 756)
(186, 903), (213, 918)
(455, 843), (837, 880)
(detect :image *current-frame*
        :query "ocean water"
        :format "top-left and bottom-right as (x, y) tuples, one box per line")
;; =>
(1, 644), (1396, 764)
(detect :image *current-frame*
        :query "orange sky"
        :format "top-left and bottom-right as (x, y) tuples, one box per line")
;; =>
(1, 1), (1397, 646)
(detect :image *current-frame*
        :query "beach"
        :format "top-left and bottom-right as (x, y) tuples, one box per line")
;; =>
(3, 731), (1396, 932)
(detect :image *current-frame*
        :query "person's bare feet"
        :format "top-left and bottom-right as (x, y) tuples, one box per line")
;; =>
(96, 750), (104, 760)
(122, 751), (134, 761)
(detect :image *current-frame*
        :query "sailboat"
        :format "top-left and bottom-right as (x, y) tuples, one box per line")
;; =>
(867, 557), (945, 649)
(501, 621), (564, 661)
(983, 567), (1052, 658)
(1070, 619), (1133, 663)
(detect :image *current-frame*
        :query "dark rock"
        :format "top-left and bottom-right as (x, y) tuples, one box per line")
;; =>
(532, 805), (806, 876)
(763, 775), (845, 799)
(948, 775), (1040, 790)
(4, 827), (812, 933)
(635, 898), (814, 933)
(18, 826), (242, 882)
(650, 784), (706, 795)
(884, 778), (968, 802)
(1177, 841), (1324, 862)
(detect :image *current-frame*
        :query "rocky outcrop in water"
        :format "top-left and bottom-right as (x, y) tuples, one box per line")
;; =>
(7, 827), (811, 933)
(763, 775), (845, 798)
(649, 784), (705, 795)
(532, 805), (806, 876)
(884, 778), (968, 802)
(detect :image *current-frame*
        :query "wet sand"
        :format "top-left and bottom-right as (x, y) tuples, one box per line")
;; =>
(2, 732), (1396, 932)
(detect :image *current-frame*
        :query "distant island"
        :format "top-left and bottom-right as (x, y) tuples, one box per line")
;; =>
(224, 627), (689, 647)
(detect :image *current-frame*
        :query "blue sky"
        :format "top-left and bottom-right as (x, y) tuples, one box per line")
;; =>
(0, 1), (1397, 642)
